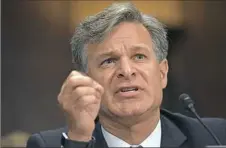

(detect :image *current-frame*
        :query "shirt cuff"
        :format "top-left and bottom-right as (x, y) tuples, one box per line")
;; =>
(61, 132), (95, 148)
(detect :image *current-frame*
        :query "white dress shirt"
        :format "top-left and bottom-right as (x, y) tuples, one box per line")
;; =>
(101, 120), (161, 147)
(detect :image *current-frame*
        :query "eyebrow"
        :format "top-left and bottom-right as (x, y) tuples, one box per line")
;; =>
(97, 44), (151, 59)
(97, 51), (116, 59)
(130, 44), (151, 52)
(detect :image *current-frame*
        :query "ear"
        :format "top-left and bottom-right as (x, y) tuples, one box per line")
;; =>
(159, 59), (169, 89)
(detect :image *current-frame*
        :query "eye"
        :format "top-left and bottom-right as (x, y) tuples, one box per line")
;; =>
(134, 54), (146, 60)
(101, 58), (116, 66)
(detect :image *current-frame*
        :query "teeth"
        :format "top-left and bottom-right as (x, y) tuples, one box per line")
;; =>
(120, 87), (138, 92)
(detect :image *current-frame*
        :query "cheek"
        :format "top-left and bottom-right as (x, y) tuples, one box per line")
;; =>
(138, 66), (162, 94)
(138, 65), (161, 83)
(141, 69), (163, 109)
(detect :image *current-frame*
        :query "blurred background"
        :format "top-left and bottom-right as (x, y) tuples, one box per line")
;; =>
(2, 0), (226, 147)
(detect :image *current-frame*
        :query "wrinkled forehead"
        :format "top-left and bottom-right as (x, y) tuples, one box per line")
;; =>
(87, 22), (153, 55)
(87, 41), (154, 59)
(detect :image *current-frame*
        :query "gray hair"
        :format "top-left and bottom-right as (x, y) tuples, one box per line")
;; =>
(71, 2), (168, 72)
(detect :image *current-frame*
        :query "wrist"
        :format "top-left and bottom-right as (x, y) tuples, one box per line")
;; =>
(61, 132), (95, 148)
(68, 130), (93, 142)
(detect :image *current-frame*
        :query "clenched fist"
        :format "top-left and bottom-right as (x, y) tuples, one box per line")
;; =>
(58, 71), (104, 141)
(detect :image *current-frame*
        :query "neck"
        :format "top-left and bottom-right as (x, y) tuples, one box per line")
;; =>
(99, 108), (160, 145)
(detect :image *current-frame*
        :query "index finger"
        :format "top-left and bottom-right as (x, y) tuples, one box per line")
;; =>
(60, 71), (94, 95)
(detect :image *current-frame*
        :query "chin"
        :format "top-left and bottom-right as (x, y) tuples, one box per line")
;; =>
(110, 102), (151, 118)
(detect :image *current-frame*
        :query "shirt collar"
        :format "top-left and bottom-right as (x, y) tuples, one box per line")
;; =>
(101, 119), (161, 147)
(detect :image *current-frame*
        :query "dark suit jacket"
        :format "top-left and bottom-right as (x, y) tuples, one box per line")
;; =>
(26, 109), (226, 148)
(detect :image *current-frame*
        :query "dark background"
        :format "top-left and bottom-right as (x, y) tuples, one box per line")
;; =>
(2, 0), (226, 144)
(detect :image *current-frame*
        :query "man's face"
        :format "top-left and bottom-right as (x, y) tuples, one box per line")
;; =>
(87, 22), (168, 118)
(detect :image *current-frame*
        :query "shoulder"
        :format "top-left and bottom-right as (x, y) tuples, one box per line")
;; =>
(202, 117), (226, 128)
(161, 109), (226, 127)
(161, 109), (226, 144)
(162, 109), (226, 128)
(26, 127), (67, 148)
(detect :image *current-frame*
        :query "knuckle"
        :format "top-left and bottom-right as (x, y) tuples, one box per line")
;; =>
(61, 103), (69, 111)
(73, 87), (96, 97)
(73, 87), (82, 96)
(99, 85), (104, 94)
(66, 77), (79, 88)
(68, 75), (78, 84)
(57, 94), (73, 111)
(95, 83), (104, 95)
(90, 87), (96, 94)
(89, 95), (96, 100)
(69, 75), (92, 86)
(61, 100), (74, 112)
(81, 95), (97, 104)
(84, 76), (93, 84)
(57, 93), (67, 105)
(70, 70), (80, 76)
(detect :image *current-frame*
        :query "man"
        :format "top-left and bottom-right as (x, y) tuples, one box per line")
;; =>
(27, 2), (226, 148)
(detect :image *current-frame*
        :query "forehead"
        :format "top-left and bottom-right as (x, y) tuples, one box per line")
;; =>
(87, 22), (153, 54)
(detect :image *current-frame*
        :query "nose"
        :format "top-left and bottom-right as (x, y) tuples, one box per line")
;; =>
(116, 57), (136, 80)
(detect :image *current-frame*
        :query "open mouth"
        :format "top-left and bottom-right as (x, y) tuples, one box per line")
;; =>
(119, 87), (139, 92)
(115, 86), (141, 98)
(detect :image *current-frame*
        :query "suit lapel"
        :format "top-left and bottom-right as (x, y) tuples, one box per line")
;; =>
(93, 122), (109, 148)
(92, 109), (188, 148)
(160, 110), (187, 147)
